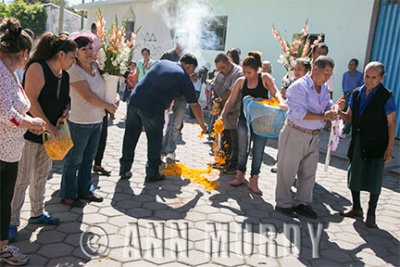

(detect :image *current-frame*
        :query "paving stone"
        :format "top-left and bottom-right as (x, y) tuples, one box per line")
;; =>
(86, 258), (122, 267)
(82, 213), (109, 224)
(35, 230), (66, 244)
(26, 254), (49, 266)
(38, 243), (74, 258)
(126, 208), (153, 218)
(12, 106), (399, 266)
(46, 256), (85, 267)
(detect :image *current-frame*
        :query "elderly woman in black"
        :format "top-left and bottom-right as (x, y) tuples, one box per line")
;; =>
(339, 61), (396, 228)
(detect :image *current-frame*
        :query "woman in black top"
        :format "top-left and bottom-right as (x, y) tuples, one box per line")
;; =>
(220, 51), (286, 194)
(9, 33), (77, 241)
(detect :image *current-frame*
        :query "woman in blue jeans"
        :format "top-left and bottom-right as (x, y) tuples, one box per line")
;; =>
(220, 51), (286, 194)
(60, 36), (118, 207)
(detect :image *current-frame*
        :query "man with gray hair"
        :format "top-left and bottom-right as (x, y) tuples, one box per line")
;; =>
(210, 53), (243, 173)
(262, 60), (272, 74)
(275, 56), (345, 218)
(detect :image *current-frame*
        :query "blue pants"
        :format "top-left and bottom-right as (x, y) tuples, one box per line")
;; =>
(60, 121), (102, 200)
(162, 99), (187, 154)
(237, 119), (268, 175)
(120, 106), (164, 176)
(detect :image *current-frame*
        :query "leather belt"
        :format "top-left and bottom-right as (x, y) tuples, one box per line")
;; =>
(287, 120), (320, 136)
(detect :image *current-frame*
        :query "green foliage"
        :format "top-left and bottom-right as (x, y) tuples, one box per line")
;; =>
(0, 3), (8, 20)
(8, 0), (47, 36)
(21, 0), (60, 4)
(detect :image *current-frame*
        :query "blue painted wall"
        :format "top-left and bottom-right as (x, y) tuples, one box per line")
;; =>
(371, 0), (400, 138)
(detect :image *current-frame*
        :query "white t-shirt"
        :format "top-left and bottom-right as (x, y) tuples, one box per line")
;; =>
(326, 73), (335, 92)
(68, 63), (106, 124)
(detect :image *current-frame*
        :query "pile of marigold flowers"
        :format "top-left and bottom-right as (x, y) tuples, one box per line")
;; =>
(210, 119), (227, 166)
(254, 97), (280, 107)
(161, 163), (220, 190)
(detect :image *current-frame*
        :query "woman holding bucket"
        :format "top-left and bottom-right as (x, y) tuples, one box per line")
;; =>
(220, 51), (286, 194)
(9, 33), (77, 242)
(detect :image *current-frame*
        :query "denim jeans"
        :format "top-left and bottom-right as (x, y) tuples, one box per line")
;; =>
(237, 119), (268, 175)
(60, 121), (102, 200)
(162, 99), (187, 154)
(120, 106), (164, 176)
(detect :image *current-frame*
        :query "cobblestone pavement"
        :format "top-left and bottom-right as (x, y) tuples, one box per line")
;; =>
(9, 105), (400, 267)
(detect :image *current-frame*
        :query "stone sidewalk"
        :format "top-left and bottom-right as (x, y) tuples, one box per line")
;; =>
(8, 105), (400, 267)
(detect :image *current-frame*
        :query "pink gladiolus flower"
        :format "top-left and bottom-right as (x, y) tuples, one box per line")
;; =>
(108, 47), (114, 52)
(302, 39), (310, 57)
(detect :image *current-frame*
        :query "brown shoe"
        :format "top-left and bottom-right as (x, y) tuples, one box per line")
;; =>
(230, 170), (245, 186)
(365, 215), (377, 228)
(247, 175), (262, 195)
(340, 209), (363, 218)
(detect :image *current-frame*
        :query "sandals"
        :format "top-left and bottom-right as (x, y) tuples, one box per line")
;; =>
(93, 165), (111, 176)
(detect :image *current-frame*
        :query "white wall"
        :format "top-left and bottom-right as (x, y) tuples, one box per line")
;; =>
(201, 0), (374, 101)
(84, 0), (176, 61)
(44, 4), (86, 34)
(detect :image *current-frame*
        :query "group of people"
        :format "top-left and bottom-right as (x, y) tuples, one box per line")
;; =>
(0, 18), (120, 265)
(0, 16), (397, 266)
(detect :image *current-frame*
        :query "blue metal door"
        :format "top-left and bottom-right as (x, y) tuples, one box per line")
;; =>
(370, 0), (400, 138)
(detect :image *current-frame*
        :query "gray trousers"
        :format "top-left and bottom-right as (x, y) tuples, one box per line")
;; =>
(10, 140), (53, 226)
(275, 124), (319, 208)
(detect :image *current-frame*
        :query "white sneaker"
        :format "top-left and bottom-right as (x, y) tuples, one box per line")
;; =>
(0, 245), (29, 266)
(340, 133), (348, 139)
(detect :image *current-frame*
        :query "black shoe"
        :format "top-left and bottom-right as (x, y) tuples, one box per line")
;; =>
(145, 174), (166, 183)
(120, 171), (132, 179)
(294, 204), (318, 219)
(82, 193), (103, 202)
(93, 166), (111, 176)
(340, 209), (363, 218)
(275, 206), (298, 218)
(365, 215), (377, 228)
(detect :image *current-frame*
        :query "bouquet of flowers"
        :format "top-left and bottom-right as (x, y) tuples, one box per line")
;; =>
(324, 105), (344, 172)
(272, 20), (322, 71)
(95, 9), (139, 76)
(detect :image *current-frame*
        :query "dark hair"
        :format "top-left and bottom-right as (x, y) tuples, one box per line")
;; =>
(23, 28), (35, 40)
(350, 58), (359, 66)
(214, 53), (229, 64)
(314, 56), (335, 69)
(74, 36), (92, 49)
(72, 37), (92, 68)
(296, 58), (311, 72)
(91, 22), (96, 31)
(26, 32), (77, 70)
(128, 61), (136, 66)
(141, 48), (150, 54)
(180, 53), (198, 67)
(0, 18), (32, 54)
(242, 51), (262, 70)
(227, 48), (240, 65)
(312, 42), (329, 55)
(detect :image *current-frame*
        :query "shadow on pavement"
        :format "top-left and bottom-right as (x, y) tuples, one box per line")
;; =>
(14, 190), (90, 266)
(111, 177), (203, 220)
